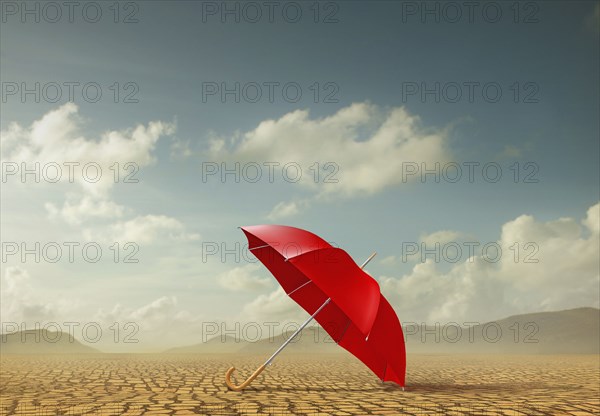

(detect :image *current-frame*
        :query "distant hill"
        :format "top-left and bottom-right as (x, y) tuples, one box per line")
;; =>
(165, 307), (600, 355)
(0, 330), (100, 354)
(165, 328), (339, 354)
(405, 307), (600, 354)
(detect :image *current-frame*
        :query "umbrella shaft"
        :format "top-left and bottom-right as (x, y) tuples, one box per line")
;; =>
(264, 297), (331, 366)
(360, 252), (377, 269)
(263, 253), (375, 366)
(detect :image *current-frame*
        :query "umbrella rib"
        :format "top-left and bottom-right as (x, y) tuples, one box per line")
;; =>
(335, 253), (376, 344)
(249, 244), (271, 251)
(336, 319), (352, 344)
(360, 252), (377, 269)
(286, 279), (313, 296)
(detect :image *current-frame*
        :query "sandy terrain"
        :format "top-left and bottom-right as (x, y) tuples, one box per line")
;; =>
(1, 353), (598, 415)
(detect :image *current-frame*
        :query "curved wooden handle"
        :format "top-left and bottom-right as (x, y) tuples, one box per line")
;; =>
(225, 364), (266, 391)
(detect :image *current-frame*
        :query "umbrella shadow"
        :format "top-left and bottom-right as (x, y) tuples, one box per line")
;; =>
(230, 381), (555, 394)
(231, 383), (405, 393)
(404, 381), (555, 394)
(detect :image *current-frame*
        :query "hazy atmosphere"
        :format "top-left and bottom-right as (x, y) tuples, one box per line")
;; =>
(1, 1), (599, 353)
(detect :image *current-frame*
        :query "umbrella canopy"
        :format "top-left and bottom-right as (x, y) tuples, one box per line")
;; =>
(240, 224), (406, 386)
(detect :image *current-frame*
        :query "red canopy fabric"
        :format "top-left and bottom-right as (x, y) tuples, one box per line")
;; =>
(241, 224), (406, 386)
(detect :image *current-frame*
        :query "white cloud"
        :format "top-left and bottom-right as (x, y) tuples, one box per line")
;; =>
(239, 287), (306, 324)
(129, 296), (178, 322)
(0, 267), (78, 325)
(218, 264), (272, 291)
(420, 230), (464, 246)
(207, 103), (452, 205)
(1, 103), (176, 224)
(92, 296), (205, 351)
(379, 203), (600, 323)
(1, 103), (175, 197)
(45, 195), (126, 226)
(1, 105), (199, 249)
(93, 296), (181, 333)
(0, 270), (205, 351)
(583, 202), (599, 235)
(83, 214), (200, 244)
(267, 199), (309, 220)
(380, 255), (398, 266)
(170, 136), (192, 158)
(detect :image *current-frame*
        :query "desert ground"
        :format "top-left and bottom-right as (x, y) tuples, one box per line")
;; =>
(0, 353), (598, 415)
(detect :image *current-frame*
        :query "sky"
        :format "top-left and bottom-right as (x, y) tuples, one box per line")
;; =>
(1, 0), (599, 352)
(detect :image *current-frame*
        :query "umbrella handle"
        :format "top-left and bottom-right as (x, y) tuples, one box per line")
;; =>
(225, 364), (266, 391)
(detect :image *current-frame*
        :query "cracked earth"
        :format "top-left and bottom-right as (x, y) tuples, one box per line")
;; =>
(1, 354), (598, 415)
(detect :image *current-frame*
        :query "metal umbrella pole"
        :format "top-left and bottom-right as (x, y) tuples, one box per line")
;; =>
(225, 252), (377, 391)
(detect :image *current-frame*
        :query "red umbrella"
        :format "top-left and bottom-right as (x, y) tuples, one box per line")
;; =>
(225, 225), (406, 390)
